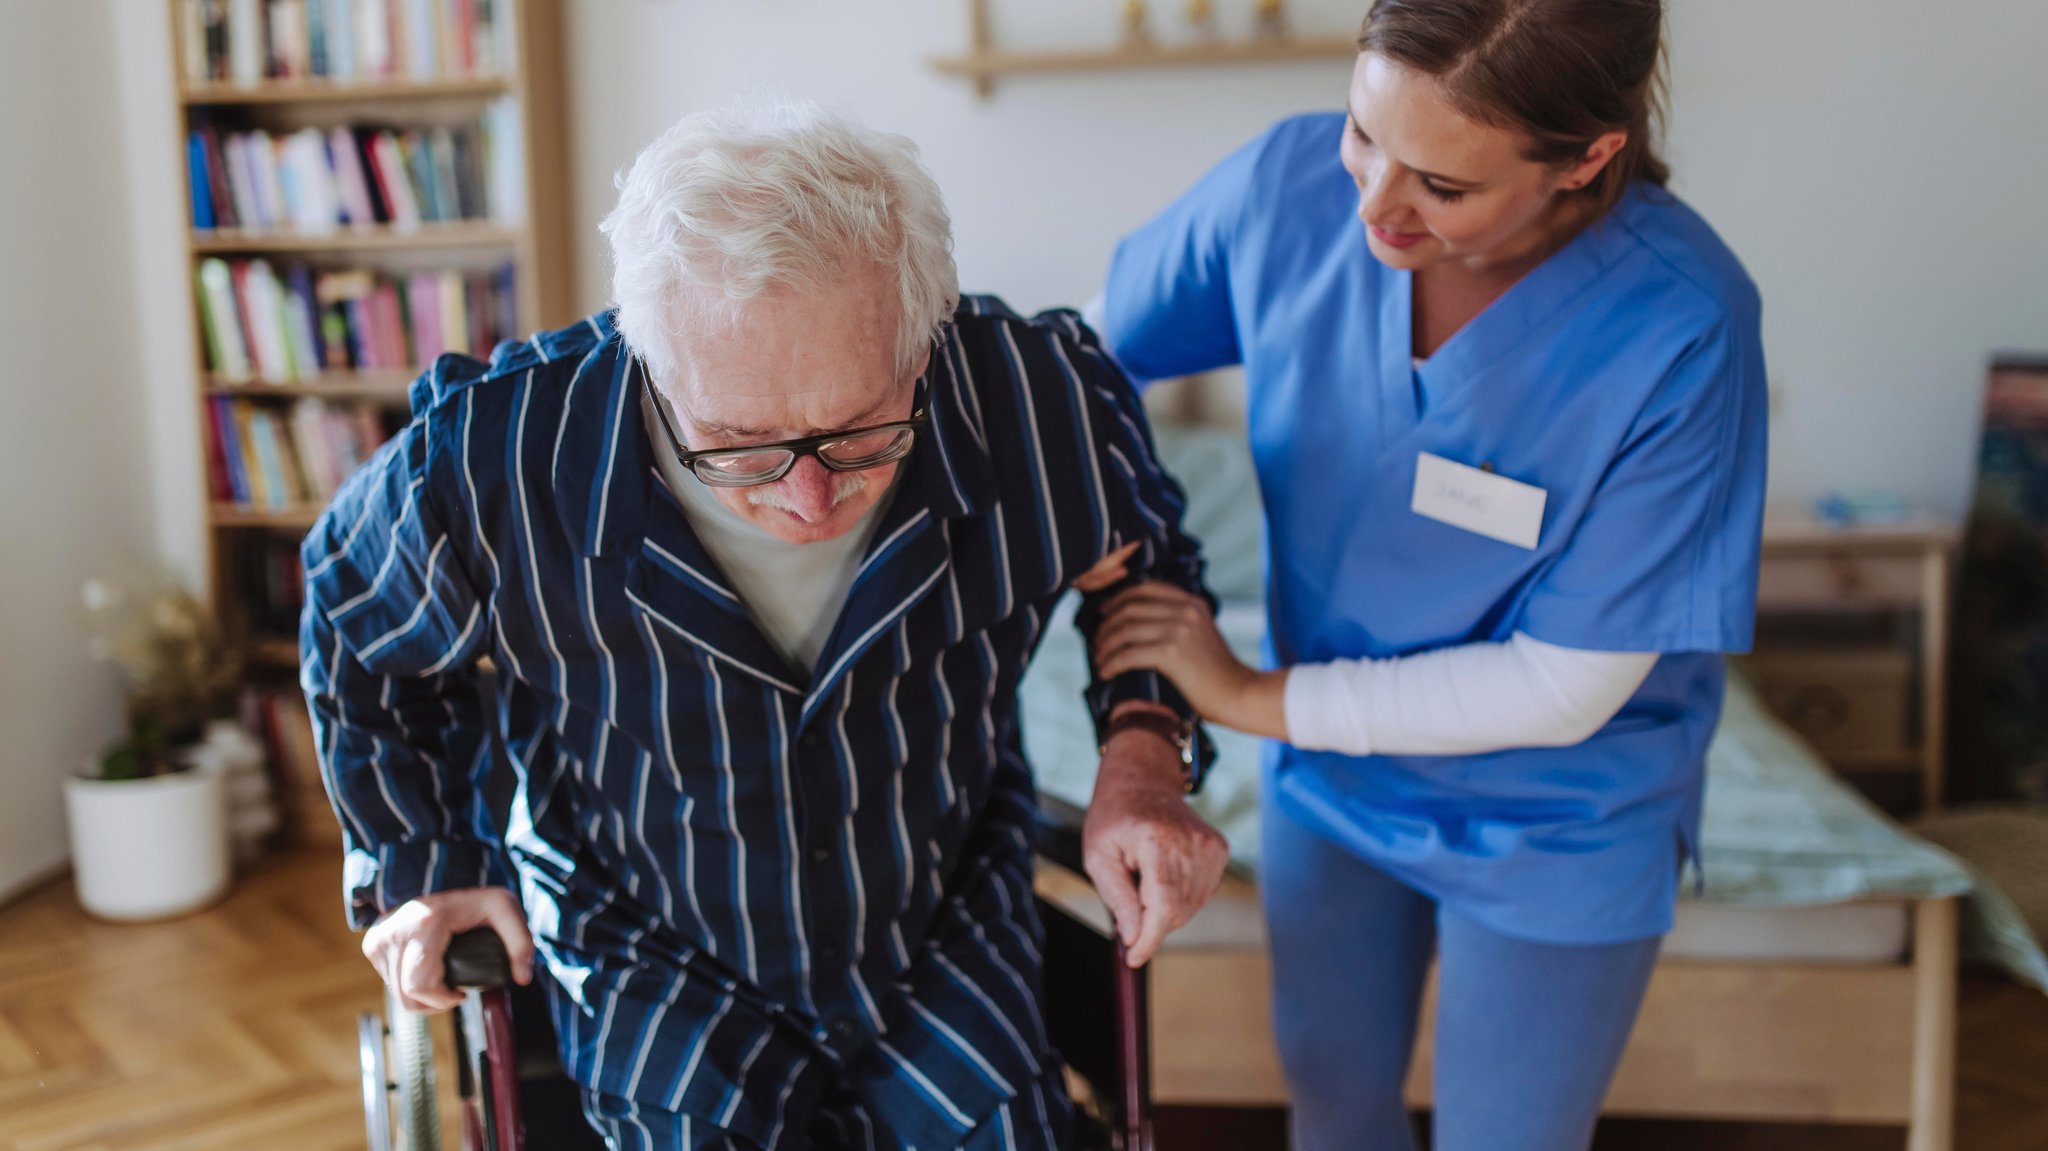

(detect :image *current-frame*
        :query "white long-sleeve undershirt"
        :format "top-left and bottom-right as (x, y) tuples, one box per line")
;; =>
(1281, 633), (1659, 757)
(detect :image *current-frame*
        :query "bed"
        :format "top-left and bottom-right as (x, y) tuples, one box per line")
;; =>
(1018, 425), (2048, 1151)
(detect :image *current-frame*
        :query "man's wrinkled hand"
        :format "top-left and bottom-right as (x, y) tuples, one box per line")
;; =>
(1082, 721), (1230, 968)
(363, 886), (535, 1014)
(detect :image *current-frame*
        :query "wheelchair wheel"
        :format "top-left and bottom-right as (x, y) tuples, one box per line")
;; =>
(388, 989), (444, 1150)
(358, 1012), (393, 1151)
(360, 994), (445, 1151)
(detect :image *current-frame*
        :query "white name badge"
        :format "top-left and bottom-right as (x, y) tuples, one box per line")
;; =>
(1411, 452), (1548, 550)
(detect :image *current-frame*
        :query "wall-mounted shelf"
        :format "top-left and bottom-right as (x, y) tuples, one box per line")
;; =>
(931, 0), (1355, 97)
(933, 36), (1356, 92)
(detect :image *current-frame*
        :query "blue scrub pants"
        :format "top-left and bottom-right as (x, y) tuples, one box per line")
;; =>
(1261, 796), (1662, 1151)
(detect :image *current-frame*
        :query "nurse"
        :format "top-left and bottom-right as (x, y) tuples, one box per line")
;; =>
(1089, 2), (1767, 1149)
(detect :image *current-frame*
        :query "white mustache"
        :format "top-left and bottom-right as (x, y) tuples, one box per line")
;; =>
(745, 472), (871, 515)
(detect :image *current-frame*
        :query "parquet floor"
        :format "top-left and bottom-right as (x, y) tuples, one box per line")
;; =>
(3, 850), (2045, 1150)
(0, 851), (461, 1151)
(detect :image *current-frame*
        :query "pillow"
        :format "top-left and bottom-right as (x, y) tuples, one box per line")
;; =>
(1150, 424), (1266, 605)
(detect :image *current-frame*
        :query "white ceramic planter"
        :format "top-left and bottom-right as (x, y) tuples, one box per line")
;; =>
(64, 762), (231, 921)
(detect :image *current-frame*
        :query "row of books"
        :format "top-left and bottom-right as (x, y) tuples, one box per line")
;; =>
(205, 396), (401, 510)
(247, 686), (340, 847)
(238, 537), (310, 639)
(188, 115), (516, 233)
(181, 0), (507, 86)
(198, 257), (518, 383)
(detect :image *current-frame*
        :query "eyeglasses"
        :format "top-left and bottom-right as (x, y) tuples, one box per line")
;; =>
(643, 373), (928, 488)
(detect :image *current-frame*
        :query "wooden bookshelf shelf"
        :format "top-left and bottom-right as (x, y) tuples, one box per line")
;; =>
(212, 503), (326, 530)
(204, 370), (419, 400)
(181, 75), (512, 106)
(192, 221), (520, 255)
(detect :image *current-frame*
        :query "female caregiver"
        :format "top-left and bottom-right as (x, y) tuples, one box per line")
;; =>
(1090, 2), (1767, 1149)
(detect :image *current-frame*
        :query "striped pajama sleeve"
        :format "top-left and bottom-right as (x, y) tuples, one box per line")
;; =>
(301, 406), (495, 930)
(1051, 311), (1217, 789)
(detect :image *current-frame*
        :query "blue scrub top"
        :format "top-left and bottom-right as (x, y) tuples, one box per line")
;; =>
(1102, 113), (1769, 945)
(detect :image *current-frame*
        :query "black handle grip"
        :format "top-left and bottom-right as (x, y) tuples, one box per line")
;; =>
(445, 927), (514, 989)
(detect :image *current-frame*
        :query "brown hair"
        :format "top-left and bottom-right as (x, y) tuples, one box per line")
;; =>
(1358, 0), (1670, 214)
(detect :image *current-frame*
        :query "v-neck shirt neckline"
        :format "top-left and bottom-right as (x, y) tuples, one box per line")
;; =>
(1370, 200), (1629, 456)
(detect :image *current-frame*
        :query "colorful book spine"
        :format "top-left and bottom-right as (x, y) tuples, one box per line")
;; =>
(227, 0), (264, 85)
(240, 260), (293, 383)
(213, 398), (252, 503)
(230, 401), (270, 507)
(402, 0), (439, 78)
(202, 395), (235, 501)
(329, 127), (376, 227)
(199, 259), (514, 382)
(245, 407), (288, 508)
(213, 396), (391, 508)
(197, 258), (253, 383)
(187, 132), (215, 229)
(199, 124), (238, 230)
(191, 0), (500, 83)
(305, 0), (328, 76)
(188, 119), (490, 235)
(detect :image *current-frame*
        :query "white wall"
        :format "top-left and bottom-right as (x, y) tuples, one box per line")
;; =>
(564, 0), (1363, 322)
(97, 0), (2048, 693)
(563, 0), (2048, 518)
(0, 1), (155, 898)
(1667, 1), (2048, 519)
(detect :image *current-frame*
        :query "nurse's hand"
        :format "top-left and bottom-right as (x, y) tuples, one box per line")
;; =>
(1084, 710), (1231, 968)
(1095, 582), (1289, 739)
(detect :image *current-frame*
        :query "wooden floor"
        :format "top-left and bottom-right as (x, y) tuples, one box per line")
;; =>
(0, 850), (461, 1151)
(3, 850), (2045, 1150)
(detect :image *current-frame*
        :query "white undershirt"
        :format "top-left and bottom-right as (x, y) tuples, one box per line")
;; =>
(1283, 633), (1658, 757)
(641, 389), (894, 674)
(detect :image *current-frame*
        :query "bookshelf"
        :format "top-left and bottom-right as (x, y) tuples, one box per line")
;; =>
(169, 0), (573, 839)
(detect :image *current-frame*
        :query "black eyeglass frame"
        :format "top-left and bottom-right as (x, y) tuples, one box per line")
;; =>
(642, 373), (929, 488)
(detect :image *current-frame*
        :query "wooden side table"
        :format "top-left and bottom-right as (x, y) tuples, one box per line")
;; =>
(1750, 512), (1961, 811)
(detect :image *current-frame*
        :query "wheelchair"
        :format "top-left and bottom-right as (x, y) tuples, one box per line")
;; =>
(359, 799), (1157, 1151)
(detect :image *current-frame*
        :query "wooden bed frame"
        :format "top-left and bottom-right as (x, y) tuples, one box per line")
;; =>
(1036, 865), (1957, 1151)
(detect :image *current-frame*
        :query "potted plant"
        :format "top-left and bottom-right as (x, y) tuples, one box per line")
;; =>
(65, 577), (245, 920)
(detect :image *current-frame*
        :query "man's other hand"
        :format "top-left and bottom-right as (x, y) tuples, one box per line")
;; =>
(1082, 713), (1230, 968)
(363, 886), (535, 1014)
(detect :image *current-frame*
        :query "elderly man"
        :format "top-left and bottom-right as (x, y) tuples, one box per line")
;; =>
(302, 95), (1228, 1151)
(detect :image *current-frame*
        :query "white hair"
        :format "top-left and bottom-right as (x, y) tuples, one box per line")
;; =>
(601, 92), (959, 383)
